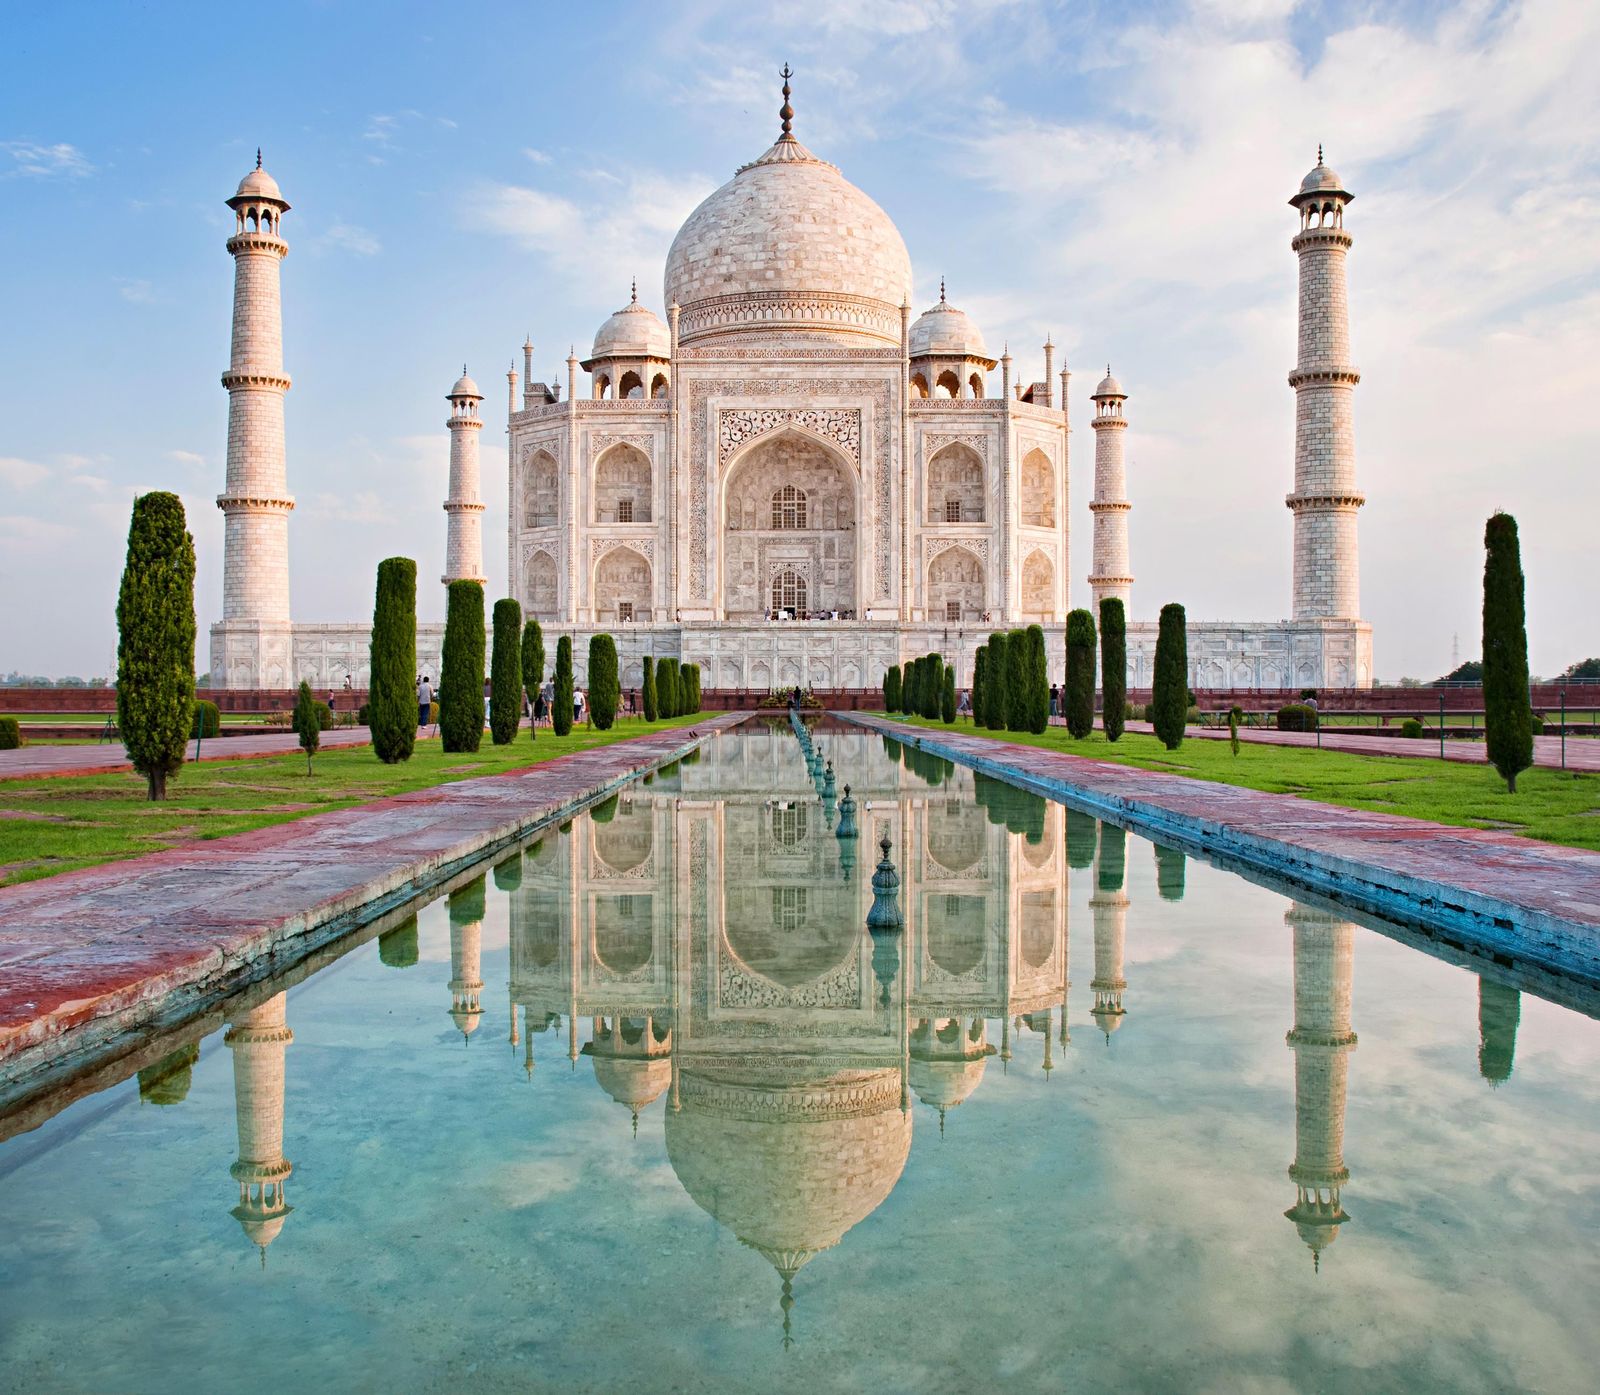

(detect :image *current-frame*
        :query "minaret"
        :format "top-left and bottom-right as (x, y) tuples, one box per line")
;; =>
(1089, 821), (1129, 1039)
(442, 368), (486, 586)
(1088, 368), (1131, 613)
(226, 992), (294, 1263)
(1284, 903), (1358, 1269)
(522, 336), (536, 408)
(217, 154), (295, 671)
(1287, 149), (1363, 620)
(447, 875), (486, 1040)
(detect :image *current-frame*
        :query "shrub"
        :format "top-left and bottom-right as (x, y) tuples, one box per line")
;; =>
(883, 663), (901, 714)
(971, 646), (987, 726)
(194, 700), (220, 739)
(682, 662), (701, 714)
(1100, 598), (1127, 743)
(315, 701), (334, 731)
(1401, 718), (1424, 738)
(292, 680), (321, 773)
(903, 657), (920, 718)
(1006, 630), (1030, 731)
(1228, 705), (1243, 756)
(657, 658), (680, 719)
(1277, 703), (1319, 732)
(0, 717), (20, 750)
(116, 491), (196, 800)
(1483, 512), (1532, 793)
(521, 619), (545, 742)
(642, 655), (657, 722)
(588, 633), (619, 731)
(1064, 610), (1096, 739)
(1151, 602), (1188, 751)
(552, 636), (574, 736)
(490, 598), (523, 745)
(923, 654), (944, 720)
(941, 665), (956, 724)
(357, 702), (371, 725)
(369, 556), (418, 764)
(1529, 711), (1545, 736)
(1024, 624), (1049, 734)
(440, 580), (486, 754)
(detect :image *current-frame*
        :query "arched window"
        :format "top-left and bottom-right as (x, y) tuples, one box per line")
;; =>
(618, 371), (643, 399)
(650, 374), (668, 399)
(969, 373), (984, 399)
(935, 369), (962, 399)
(771, 485), (807, 530)
(771, 569), (807, 614)
(524, 450), (559, 528)
(910, 373), (930, 399)
(771, 802), (808, 847)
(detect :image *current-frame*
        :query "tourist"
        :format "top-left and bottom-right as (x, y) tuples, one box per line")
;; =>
(533, 687), (547, 728)
(574, 688), (586, 724)
(416, 674), (432, 729)
(1050, 683), (1060, 718)
(958, 688), (971, 717)
(627, 688), (638, 716)
(483, 678), (492, 728)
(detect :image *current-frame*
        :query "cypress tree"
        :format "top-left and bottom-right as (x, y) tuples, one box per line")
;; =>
(642, 655), (658, 721)
(941, 665), (957, 724)
(1065, 609), (1097, 739)
(439, 580), (485, 753)
(904, 658), (919, 718)
(1006, 630), (1029, 731)
(1099, 597), (1127, 743)
(520, 619), (545, 742)
(293, 679), (320, 774)
(657, 658), (680, 719)
(588, 633), (619, 731)
(1482, 511), (1533, 793)
(115, 491), (196, 801)
(1025, 624), (1049, 734)
(552, 635), (574, 736)
(986, 632), (1008, 730)
(369, 557), (417, 763)
(971, 645), (988, 726)
(489, 598), (523, 745)
(923, 654), (943, 719)
(1151, 602), (1188, 751)
(883, 663), (901, 713)
(683, 662), (701, 714)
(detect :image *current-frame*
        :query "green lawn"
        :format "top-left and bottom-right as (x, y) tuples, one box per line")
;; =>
(0, 714), (708, 887)
(887, 715), (1600, 852)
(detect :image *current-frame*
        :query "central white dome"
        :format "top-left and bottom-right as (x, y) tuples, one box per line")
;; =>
(663, 133), (912, 348)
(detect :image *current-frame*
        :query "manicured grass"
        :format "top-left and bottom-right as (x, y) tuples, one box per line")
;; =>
(0, 714), (708, 887)
(888, 715), (1600, 852)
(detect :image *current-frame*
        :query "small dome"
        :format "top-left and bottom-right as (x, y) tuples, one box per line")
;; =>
(231, 160), (286, 207)
(1290, 149), (1351, 207)
(592, 1055), (672, 1113)
(449, 371), (482, 400)
(909, 1055), (990, 1111)
(590, 299), (670, 362)
(910, 295), (992, 363)
(1093, 368), (1125, 399)
(1092, 1005), (1126, 1036)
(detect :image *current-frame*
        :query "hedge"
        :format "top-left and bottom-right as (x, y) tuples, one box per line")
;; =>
(1277, 703), (1319, 733)
(0, 717), (20, 750)
(193, 699), (220, 738)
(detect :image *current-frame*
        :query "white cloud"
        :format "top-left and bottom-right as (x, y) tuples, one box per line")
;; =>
(0, 456), (49, 488)
(2, 140), (91, 178)
(166, 450), (206, 472)
(523, 147), (552, 165)
(320, 221), (382, 256)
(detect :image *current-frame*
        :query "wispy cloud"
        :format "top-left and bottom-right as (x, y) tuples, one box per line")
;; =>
(320, 221), (382, 256)
(2, 140), (91, 178)
(0, 456), (49, 489)
(117, 278), (156, 305)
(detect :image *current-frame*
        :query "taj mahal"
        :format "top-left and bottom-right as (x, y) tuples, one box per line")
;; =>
(210, 74), (1372, 692)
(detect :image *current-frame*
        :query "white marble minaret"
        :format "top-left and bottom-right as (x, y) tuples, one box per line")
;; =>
(226, 992), (294, 1262)
(213, 154), (295, 687)
(1284, 902), (1358, 1269)
(1287, 150), (1363, 621)
(1088, 367), (1132, 613)
(1089, 822), (1129, 1039)
(448, 877), (486, 1040)
(442, 368), (486, 586)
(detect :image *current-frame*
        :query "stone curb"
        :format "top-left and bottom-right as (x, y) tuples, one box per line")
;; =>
(846, 714), (1600, 987)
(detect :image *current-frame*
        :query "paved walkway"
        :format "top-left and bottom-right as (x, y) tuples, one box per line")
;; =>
(0, 714), (744, 1109)
(854, 714), (1600, 981)
(0, 726), (376, 781)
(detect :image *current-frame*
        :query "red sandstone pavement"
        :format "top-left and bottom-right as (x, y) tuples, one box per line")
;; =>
(0, 725), (376, 781)
(0, 714), (743, 1104)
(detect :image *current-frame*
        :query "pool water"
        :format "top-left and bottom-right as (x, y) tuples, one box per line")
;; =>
(2, 724), (1598, 1394)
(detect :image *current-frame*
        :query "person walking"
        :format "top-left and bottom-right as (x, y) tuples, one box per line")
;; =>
(574, 687), (586, 725)
(416, 674), (433, 730)
(1049, 683), (1060, 719)
(533, 686), (547, 728)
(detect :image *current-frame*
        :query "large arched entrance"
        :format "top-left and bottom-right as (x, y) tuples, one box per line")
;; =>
(721, 429), (858, 619)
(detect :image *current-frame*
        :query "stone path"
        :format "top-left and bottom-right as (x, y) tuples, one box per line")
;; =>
(0, 714), (744, 1110)
(0, 726), (376, 781)
(853, 714), (1600, 982)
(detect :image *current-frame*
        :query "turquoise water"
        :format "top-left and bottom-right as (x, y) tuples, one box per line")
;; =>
(2, 724), (1599, 1394)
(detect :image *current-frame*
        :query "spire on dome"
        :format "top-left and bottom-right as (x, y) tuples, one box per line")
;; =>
(779, 63), (795, 140)
(256, 148), (262, 170)
(1318, 142), (1324, 165)
(939, 277), (946, 304)
(630, 277), (637, 304)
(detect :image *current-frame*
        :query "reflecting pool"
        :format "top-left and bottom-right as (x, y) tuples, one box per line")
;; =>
(2, 723), (1599, 1393)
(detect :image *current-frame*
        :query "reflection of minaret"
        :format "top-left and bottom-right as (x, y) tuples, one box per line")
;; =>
(1089, 823), (1128, 1040)
(226, 992), (293, 1265)
(1284, 903), (1358, 1270)
(448, 876), (486, 1041)
(1477, 976), (1521, 1086)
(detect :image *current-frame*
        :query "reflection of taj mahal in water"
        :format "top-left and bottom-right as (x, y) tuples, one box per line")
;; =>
(203, 731), (1529, 1300)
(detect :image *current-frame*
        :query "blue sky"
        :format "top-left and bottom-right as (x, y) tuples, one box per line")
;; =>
(2, 0), (1596, 678)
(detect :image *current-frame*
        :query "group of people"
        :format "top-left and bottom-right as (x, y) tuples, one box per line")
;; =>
(409, 674), (640, 731)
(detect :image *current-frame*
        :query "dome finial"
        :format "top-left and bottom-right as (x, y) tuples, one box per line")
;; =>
(779, 63), (795, 139)
(256, 148), (262, 170)
(939, 276), (946, 304)
(630, 277), (637, 304)
(1318, 142), (1324, 165)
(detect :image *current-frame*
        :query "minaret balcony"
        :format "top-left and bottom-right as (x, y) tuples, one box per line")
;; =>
(1287, 366), (1360, 389)
(216, 494), (296, 513)
(1285, 492), (1365, 512)
(221, 370), (292, 392)
(1290, 227), (1353, 253)
(225, 231), (288, 256)
(1088, 500), (1132, 513)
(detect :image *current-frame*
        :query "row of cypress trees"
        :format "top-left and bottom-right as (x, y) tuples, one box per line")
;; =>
(969, 626), (1049, 734)
(886, 653), (956, 723)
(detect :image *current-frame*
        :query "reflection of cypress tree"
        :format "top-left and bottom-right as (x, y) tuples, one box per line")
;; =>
(1153, 843), (1187, 901)
(1477, 977), (1521, 1086)
(492, 851), (523, 892)
(378, 916), (419, 968)
(590, 793), (620, 824)
(448, 875), (487, 925)
(138, 1042), (199, 1105)
(1097, 824), (1127, 892)
(973, 771), (1009, 827)
(1022, 791), (1046, 845)
(1066, 809), (1098, 869)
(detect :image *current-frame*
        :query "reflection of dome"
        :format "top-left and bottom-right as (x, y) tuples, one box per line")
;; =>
(591, 297), (670, 360)
(592, 1055), (672, 1114)
(909, 1056), (990, 1112)
(232, 1203), (292, 1251)
(663, 109), (912, 347)
(665, 1066), (911, 1277)
(449, 1004), (482, 1036)
(909, 296), (992, 362)
(1091, 1004), (1126, 1037)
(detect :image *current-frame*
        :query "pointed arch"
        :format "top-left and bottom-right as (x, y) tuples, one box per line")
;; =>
(927, 442), (984, 524)
(594, 545), (651, 623)
(524, 449), (559, 528)
(1021, 448), (1055, 527)
(524, 548), (558, 618)
(594, 443), (652, 523)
